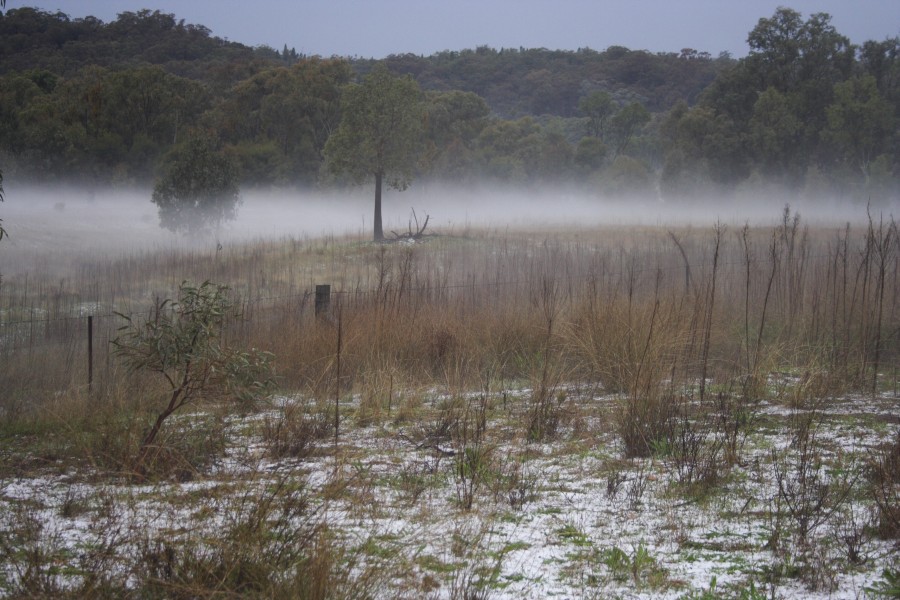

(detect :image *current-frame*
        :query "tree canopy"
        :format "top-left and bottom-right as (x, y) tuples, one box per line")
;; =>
(152, 135), (240, 235)
(0, 6), (896, 203)
(661, 8), (898, 199)
(325, 65), (424, 240)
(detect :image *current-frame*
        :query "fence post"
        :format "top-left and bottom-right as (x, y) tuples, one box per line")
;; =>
(87, 315), (93, 392)
(315, 284), (331, 318)
(334, 297), (342, 450)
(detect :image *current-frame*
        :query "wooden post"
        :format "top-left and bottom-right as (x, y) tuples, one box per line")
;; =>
(315, 284), (331, 318)
(87, 315), (93, 392)
(106, 322), (111, 385)
(334, 298), (342, 450)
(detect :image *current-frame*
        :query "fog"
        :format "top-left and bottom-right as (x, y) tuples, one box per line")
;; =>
(0, 182), (893, 276)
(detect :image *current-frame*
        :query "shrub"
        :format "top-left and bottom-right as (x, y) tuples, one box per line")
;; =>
(113, 281), (275, 479)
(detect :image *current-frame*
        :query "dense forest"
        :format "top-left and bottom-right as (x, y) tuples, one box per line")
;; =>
(0, 6), (897, 202)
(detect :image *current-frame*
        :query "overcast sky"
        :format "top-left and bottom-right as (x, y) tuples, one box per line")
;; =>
(10, 1), (900, 59)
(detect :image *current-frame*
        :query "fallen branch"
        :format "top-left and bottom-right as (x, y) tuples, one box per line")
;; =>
(391, 208), (430, 241)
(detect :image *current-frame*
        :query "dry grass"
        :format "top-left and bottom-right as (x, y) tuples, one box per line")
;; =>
(3, 213), (898, 456)
(0, 208), (898, 597)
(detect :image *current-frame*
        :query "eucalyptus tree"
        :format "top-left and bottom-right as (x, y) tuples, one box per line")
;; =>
(611, 102), (650, 156)
(0, 168), (6, 241)
(825, 75), (895, 183)
(324, 65), (424, 241)
(578, 91), (616, 140)
(422, 89), (490, 180)
(151, 135), (240, 236)
(216, 57), (351, 185)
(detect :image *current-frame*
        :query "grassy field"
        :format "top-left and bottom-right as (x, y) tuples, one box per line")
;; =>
(0, 201), (898, 598)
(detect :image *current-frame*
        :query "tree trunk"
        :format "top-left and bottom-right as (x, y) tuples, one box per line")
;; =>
(374, 171), (384, 241)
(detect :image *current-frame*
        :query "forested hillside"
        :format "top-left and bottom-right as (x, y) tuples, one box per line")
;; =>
(0, 8), (275, 86)
(369, 46), (725, 118)
(0, 6), (897, 201)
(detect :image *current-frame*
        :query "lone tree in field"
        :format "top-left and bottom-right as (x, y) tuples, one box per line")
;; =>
(152, 135), (240, 235)
(325, 65), (424, 241)
(0, 168), (6, 241)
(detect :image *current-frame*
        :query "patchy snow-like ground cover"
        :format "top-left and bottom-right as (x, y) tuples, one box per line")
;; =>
(1, 388), (898, 599)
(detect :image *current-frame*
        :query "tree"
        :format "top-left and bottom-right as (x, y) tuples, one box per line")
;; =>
(574, 136), (608, 174)
(324, 65), (424, 241)
(660, 102), (750, 195)
(745, 8), (854, 167)
(611, 102), (650, 156)
(601, 155), (654, 197)
(859, 38), (900, 105)
(0, 168), (6, 241)
(113, 281), (275, 479)
(59, 66), (209, 180)
(218, 58), (351, 185)
(746, 7), (806, 92)
(424, 90), (489, 148)
(151, 135), (240, 235)
(474, 117), (541, 180)
(578, 91), (616, 140)
(825, 75), (895, 182)
(749, 87), (803, 184)
(524, 129), (574, 180)
(422, 90), (490, 179)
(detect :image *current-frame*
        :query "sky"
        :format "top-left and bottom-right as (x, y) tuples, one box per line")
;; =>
(10, 0), (900, 59)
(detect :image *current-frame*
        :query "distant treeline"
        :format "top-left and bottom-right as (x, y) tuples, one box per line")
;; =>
(0, 6), (897, 200)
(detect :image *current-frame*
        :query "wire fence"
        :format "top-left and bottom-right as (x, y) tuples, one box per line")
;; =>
(0, 248), (841, 338)
(0, 260), (688, 393)
(2, 235), (897, 397)
(0, 278), (515, 354)
(0, 288), (314, 395)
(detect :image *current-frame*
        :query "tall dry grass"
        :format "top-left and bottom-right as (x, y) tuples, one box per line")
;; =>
(1, 211), (897, 453)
